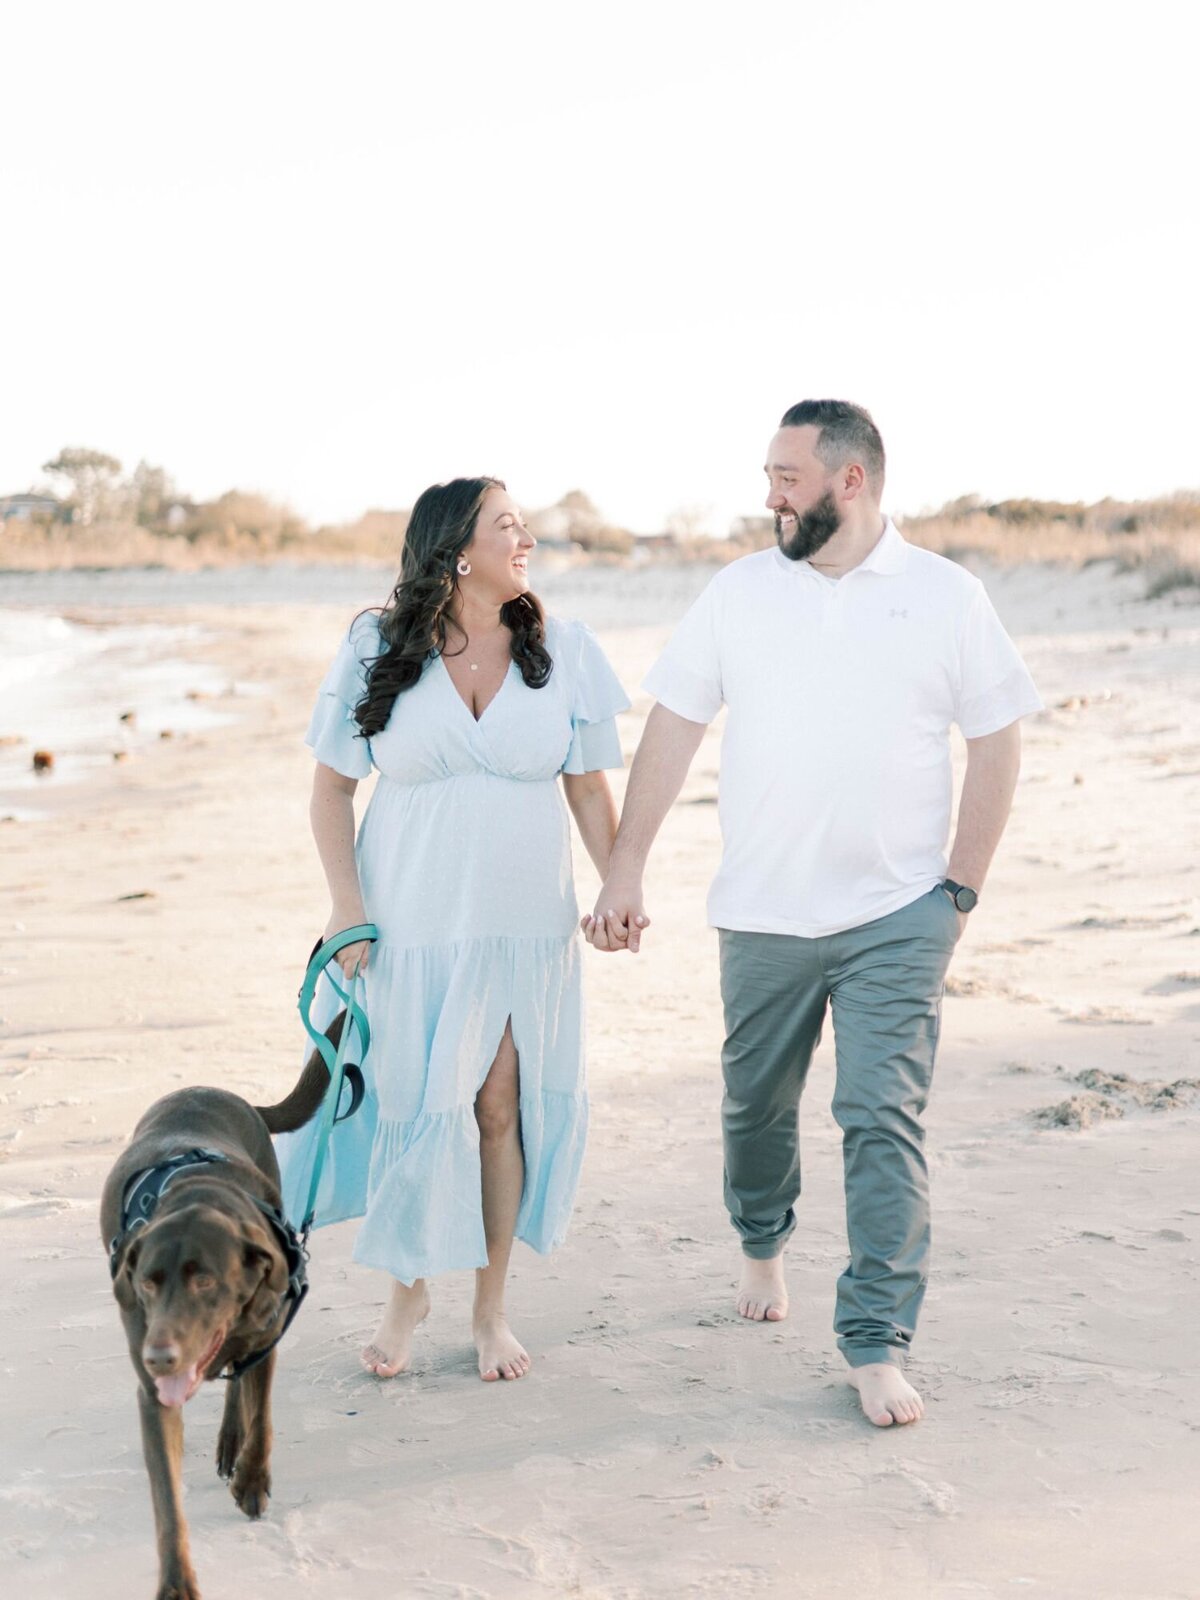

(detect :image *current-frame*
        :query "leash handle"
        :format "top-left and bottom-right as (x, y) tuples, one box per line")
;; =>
(298, 925), (378, 1237)
(298, 923), (379, 1075)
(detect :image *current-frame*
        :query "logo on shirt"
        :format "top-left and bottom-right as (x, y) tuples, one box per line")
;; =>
(890, 608), (908, 619)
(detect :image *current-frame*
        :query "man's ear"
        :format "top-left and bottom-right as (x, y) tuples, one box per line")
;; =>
(113, 1238), (140, 1311)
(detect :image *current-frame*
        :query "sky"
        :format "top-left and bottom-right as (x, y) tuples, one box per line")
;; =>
(2, 0), (1197, 535)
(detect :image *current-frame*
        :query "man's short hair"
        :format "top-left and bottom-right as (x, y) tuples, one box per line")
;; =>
(779, 399), (886, 491)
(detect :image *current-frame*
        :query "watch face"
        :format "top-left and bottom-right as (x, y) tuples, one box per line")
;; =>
(954, 886), (978, 912)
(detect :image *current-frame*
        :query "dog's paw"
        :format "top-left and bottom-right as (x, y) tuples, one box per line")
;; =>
(215, 1425), (242, 1481)
(231, 1462), (272, 1520)
(157, 1566), (202, 1600)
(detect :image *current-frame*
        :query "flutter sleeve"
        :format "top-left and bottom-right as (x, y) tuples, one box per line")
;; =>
(561, 621), (631, 775)
(304, 614), (380, 779)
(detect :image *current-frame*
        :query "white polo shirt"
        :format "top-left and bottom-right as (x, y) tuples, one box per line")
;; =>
(643, 521), (1043, 938)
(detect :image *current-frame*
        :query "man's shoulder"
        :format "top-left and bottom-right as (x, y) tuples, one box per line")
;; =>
(896, 540), (984, 603)
(707, 547), (780, 594)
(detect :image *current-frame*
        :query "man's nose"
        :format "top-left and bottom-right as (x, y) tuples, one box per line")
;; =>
(766, 489), (785, 511)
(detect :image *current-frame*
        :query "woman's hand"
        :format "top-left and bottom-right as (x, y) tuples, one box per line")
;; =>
(324, 909), (371, 979)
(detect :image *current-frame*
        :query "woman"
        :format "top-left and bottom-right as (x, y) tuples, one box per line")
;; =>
(275, 477), (628, 1382)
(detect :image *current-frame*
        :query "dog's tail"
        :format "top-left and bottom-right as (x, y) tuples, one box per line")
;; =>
(255, 1011), (347, 1134)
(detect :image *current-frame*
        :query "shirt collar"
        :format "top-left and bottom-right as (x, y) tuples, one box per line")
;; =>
(855, 518), (908, 575)
(771, 516), (909, 580)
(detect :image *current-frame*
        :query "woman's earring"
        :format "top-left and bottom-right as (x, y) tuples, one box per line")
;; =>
(456, 556), (472, 577)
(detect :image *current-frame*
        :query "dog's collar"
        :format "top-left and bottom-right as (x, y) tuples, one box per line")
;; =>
(107, 1149), (309, 1382)
(108, 1148), (229, 1276)
(217, 1201), (309, 1381)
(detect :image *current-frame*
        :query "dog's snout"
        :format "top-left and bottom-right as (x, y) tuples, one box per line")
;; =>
(142, 1340), (183, 1375)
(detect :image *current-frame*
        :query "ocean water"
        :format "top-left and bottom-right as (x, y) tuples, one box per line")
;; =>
(0, 559), (718, 630)
(0, 562), (717, 817)
(0, 608), (241, 813)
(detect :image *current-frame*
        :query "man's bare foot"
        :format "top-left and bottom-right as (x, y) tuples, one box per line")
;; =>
(737, 1255), (789, 1322)
(361, 1280), (430, 1378)
(848, 1362), (924, 1426)
(473, 1311), (530, 1381)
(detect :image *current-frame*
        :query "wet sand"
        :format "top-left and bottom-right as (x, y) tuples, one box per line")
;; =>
(2, 563), (1198, 1599)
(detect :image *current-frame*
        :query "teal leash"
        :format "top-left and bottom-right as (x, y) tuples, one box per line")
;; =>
(297, 923), (378, 1238)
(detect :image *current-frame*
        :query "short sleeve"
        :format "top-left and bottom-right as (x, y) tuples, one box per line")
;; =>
(641, 578), (723, 724)
(305, 614), (380, 779)
(955, 585), (1043, 737)
(561, 621), (631, 775)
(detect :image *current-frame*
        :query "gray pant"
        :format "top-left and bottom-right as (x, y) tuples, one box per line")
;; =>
(719, 886), (960, 1368)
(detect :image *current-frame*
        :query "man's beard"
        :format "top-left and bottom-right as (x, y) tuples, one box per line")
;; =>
(774, 491), (841, 562)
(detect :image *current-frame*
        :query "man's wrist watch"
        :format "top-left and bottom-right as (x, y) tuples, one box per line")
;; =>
(941, 878), (978, 913)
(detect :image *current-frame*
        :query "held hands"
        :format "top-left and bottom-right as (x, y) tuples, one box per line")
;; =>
(324, 908), (370, 980)
(581, 879), (651, 954)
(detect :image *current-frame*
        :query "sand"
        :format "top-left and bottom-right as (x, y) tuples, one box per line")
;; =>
(1, 562), (1198, 1599)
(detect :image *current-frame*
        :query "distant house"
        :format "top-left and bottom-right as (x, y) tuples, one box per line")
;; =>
(0, 492), (65, 522)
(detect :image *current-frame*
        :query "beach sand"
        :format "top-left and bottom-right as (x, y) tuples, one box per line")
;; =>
(1, 563), (1198, 1599)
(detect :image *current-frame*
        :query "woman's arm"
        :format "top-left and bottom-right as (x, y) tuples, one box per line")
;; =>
(562, 769), (619, 878)
(310, 762), (370, 976)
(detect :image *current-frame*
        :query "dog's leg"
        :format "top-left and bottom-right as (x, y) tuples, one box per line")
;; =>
(137, 1382), (201, 1600)
(229, 1348), (274, 1519)
(215, 1377), (244, 1482)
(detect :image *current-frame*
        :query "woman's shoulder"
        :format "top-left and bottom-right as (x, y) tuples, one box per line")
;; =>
(345, 608), (385, 657)
(543, 614), (596, 654)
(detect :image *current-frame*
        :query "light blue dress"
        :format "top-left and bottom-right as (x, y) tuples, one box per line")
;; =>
(275, 612), (629, 1284)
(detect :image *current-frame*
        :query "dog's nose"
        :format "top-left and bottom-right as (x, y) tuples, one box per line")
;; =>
(142, 1341), (183, 1375)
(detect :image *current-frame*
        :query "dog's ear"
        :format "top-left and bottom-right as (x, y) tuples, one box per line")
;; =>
(113, 1238), (141, 1311)
(241, 1222), (288, 1330)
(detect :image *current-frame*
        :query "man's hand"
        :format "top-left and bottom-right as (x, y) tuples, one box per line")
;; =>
(582, 879), (650, 953)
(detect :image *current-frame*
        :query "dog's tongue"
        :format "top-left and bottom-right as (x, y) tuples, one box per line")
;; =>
(155, 1366), (199, 1408)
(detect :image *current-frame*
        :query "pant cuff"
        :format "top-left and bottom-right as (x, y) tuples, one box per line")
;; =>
(839, 1342), (907, 1370)
(740, 1238), (788, 1261)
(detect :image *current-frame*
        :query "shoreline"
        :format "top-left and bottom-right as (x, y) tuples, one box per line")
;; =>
(0, 607), (243, 817)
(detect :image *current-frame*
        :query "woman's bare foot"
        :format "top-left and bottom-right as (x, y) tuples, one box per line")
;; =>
(737, 1254), (789, 1321)
(848, 1362), (924, 1426)
(473, 1311), (530, 1381)
(361, 1279), (430, 1378)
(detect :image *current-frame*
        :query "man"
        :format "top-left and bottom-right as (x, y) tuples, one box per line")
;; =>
(585, 400), (1042, 1427)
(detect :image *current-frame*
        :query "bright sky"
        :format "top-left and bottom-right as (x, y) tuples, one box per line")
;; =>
(2, 1), (1196, 535)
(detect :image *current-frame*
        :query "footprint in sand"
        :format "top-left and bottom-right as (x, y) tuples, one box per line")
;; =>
(1070, 913), (1188, 930)
(1059, 1004), (1152, 1026)
(1033, 1093), (1124, 1130)
(1033, 1069), (1200, 1128)
(1147, 971), (1200, 995)
(944, 974), (1040, 1003)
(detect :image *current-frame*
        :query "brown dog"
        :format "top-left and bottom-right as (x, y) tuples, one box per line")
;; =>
(101, 1019), (343, 1600)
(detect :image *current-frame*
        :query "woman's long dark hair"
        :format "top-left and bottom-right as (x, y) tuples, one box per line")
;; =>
(354, 476), (552, 737)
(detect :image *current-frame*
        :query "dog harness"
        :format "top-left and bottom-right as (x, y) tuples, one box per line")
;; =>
(107, 1147), (309, 1381)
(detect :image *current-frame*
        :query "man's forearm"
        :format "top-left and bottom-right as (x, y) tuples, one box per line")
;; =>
(608, 704), (708, 879)
(947, 721), (1022, 892)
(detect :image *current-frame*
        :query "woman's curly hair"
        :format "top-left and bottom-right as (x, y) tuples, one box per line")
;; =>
(354, 476), (552, 737)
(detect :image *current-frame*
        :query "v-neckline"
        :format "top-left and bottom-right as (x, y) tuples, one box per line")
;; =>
(437, 653), (513, 725)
